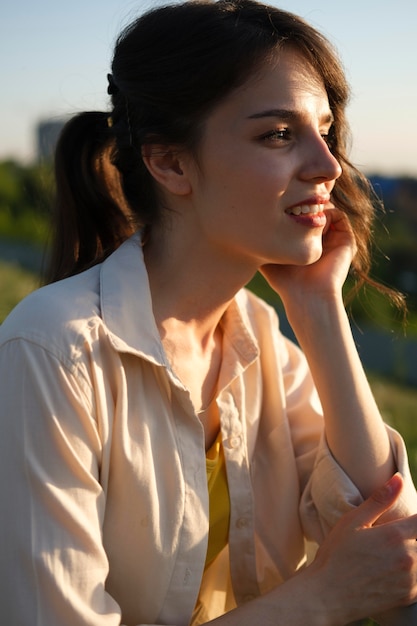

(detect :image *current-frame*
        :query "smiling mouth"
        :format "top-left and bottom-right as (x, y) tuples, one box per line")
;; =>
(285, 204), (325, 216)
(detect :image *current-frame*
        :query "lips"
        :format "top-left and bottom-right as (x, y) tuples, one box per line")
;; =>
(285, 204), (325, 216)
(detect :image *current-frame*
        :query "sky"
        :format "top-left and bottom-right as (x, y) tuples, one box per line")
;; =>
(2, 0), (417, 176)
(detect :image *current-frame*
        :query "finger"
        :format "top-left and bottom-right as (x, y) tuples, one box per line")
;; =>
(356, 474), (417, 540)
(322, 206), (336, 235)
(348, 473), (405, 529)
(323, 207), (352, 232)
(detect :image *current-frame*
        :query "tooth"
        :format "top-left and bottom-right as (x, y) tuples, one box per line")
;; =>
(301, 206), (310, 214)
(292, 206), (302, 215)
(311, 205), (319, 214)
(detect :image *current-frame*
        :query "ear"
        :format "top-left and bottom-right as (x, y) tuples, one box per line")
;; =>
(141, 145), (192, 196)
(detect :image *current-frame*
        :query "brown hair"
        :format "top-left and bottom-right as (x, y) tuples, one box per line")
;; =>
(45, 0), (404, 310)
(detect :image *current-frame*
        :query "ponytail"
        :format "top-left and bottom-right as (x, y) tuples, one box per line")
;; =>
(45, 112), (137, 284)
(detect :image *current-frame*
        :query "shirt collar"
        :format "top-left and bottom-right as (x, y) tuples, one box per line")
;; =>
(100, 232), (259, 369)
(100, 232), (169, 366)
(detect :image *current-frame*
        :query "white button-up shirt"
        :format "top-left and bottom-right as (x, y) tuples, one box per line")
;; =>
(0, 233), (415, 626)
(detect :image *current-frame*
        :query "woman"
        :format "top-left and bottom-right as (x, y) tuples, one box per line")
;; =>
(1, 1), (417, 624)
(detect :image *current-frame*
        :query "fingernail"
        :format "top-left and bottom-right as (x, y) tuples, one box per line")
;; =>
(381, 473), (402, 498)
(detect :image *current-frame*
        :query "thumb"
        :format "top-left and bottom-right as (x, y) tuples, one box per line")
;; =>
(352, 473), (404, 529)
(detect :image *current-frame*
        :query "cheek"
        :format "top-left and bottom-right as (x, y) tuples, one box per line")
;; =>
(239, 152), (292, 188)
(197, 142), (291, 215)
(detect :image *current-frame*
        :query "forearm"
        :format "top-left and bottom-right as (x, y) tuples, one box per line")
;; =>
(285, 293), (395, 498)
(207, 568), (337, 626)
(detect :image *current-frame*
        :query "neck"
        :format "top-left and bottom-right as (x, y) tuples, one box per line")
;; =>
(142, 221), (255, 429)
(142, 223), (257, 342)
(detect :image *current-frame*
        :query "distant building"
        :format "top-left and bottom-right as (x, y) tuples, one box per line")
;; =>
(36, 119), (66, 162)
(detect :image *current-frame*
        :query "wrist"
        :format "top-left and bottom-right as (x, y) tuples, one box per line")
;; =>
(298, 559), (352, 626)
(283, 293), (348, 344)
(268, 565), (345, 626)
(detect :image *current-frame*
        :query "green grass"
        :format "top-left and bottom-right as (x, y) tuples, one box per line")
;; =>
(0, 260), (40, 323)
(368, 373), (417, 483)
(0, 209), (50, 247)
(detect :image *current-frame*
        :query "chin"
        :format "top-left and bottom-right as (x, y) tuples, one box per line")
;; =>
(292, 246), (323, 266)
(263, 239), (323, 266)
(307, 250), (323, 265)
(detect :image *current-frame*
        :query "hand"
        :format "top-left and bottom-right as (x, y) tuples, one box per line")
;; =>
(308, 474), (417, 624)
(260, 207), (356, 306)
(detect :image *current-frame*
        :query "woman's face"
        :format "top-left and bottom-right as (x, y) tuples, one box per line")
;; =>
(184, 48), (342, 271)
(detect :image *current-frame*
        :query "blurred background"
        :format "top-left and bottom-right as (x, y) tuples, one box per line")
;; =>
(1, 0), (416, 512)
(1, 3), (416, 623)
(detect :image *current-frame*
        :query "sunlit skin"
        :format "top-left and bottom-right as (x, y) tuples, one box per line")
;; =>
(139, 49), (416, 621)
(144, 49), (355, 318)
(143, 48), (394, 496)
(141, 54), (417, 624)
(181, 49), (347, 279)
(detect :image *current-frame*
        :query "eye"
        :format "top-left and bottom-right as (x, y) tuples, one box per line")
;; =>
(261, 128), (291, 142)
(321, 126), (336, 149)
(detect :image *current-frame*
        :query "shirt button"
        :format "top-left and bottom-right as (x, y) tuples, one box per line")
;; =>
(236, 517), (248, 529)
(229, 435), (241, 448)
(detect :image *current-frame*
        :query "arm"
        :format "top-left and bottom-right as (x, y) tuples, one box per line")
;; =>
(1, 339), (417, 625)
(286, 291), (394, 497)
(262, 208), (395, 498)
(260, 209), (417, 624)
(209, 475), (417, 626)
(0, 338), (122, 626)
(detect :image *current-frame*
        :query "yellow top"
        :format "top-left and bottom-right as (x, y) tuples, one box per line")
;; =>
(205, 431), (230, 568)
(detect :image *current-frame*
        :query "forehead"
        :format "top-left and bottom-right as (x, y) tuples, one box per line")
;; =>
(210, 49), (331, 124)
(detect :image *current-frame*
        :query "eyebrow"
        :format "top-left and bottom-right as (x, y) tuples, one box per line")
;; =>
(247, 108), (334, 124)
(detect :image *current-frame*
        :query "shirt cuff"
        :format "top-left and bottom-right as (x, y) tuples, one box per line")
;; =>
(300, 425), (417, 543)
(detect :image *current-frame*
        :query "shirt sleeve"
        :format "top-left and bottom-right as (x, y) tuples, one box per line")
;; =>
(300, 426), (417, 543)
(0, 337), (124, 625)
(280, 334), (417, 544)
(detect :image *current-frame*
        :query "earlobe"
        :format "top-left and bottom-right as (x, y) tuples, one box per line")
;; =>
(141, 145), (192, 196)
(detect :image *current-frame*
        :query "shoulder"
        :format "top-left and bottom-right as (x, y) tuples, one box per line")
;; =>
(0, 265), (102, 359)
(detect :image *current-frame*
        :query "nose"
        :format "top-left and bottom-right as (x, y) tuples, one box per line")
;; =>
(298, 132), (342, 183)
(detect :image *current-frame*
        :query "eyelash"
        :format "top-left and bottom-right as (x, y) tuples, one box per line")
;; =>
(261, 128), (290, 142)
(261, 127), (335, 147)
